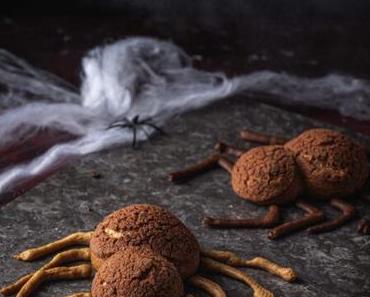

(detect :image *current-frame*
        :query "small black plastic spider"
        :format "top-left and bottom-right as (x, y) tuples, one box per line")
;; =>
(107, 115), (166, 148)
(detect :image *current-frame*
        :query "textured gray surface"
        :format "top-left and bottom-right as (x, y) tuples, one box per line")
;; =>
(0, 98), (369, 297)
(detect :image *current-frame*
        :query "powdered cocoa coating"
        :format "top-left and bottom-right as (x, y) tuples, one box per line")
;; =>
(231, 145), (302, 205)
(92, 247), (184, 297)
(90, 204), (200, 279)
(285, 129), (369, 198)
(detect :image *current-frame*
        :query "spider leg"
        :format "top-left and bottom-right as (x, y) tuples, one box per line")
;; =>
(107, 123), (131, 130)
(217, 156), (234, 174)
(1, 248), (90, 296)
(169, 154), (234, 183)
(201, 257), (275, 297)
(268, 201), (325, 239)
(132, 125), (138, 148)
(15, 264), (93, 297)
(201, 249), (297, 282)
(188, 275), (226, 297)
(107, 117), (131, 129)
(137, 124), (152, 143)
(132, 115), (140, 124)
(141, 122), (167, 135)
(14, 231), (93, 261)
(204, 205), (280, 229)
(240, 129), (288, 145)
(169, 154), (221, 183)
(109, 116), (166, 147)
(308, 198), (356, 234)
(215, 142), (244, 157)
(137, 116), (152, 124)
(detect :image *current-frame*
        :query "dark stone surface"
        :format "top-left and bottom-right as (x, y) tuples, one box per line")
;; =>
(0, 98), (369, 297)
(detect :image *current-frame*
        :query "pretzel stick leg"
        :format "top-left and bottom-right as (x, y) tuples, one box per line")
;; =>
(201, 257), (274, 297)
(14, 232), (93, 261)
(188, 275), (226, 297)
(201, 249), (297, 282)
(268, 201), (325, 239)
(214, 142), (244, 157)
(217, 157), (234, 174)
(240, 129), (287, 145)
(308, 198), (356, 234)
(204, 205), (280, 228)
(16, 264), (93, 297)
(1, 248), (90, 296)
(168, 154), (220, 182)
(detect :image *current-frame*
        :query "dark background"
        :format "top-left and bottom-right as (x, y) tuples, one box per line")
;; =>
(3, 0), (370, 17)
(2, 1), (370, 135)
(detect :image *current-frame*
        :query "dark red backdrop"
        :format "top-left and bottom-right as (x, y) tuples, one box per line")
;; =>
(0, 15), (369, 204)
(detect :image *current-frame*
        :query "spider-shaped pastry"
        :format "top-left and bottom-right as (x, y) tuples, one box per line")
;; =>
(169, 128), (369, 239)
(1, 204), (297, 297)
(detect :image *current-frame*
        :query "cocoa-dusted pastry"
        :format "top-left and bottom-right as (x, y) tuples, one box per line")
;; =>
(1, 204), (297, 297)
(91, 247), (184, 297)
(169, 128), (369, 238)
(90, 204), (199, 278)
(231, 145), (303, 205)
(285, 129), (368, 198)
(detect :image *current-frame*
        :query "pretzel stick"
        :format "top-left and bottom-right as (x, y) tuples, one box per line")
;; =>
(201, 257), (274, 297)
(188, 275), (226, 297)
(268, 201), (325, 239)
(217, 157), (234, 174)
(204, 205), (280, 228)
(1, 248), (90, 296)
(201, 249), (297, 282)
(16, 264), (93, 297)
(214, 142), (244, 157)
(240, 129), (287, 145)
(15, 232), (93, 261)
(168, 154), (220, 182)
(308, 198), (355, 234)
